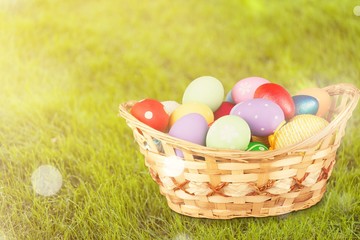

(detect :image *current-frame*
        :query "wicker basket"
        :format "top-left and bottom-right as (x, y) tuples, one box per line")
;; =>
(119, 83), (359, 219)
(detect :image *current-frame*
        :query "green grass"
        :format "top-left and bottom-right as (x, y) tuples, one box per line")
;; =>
(0, 0), (360, 239)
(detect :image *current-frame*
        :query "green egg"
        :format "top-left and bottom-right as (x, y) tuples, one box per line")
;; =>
(206, 115), (251, 150)
(182, 76), (224, 111)
(246, 142), (269, 151)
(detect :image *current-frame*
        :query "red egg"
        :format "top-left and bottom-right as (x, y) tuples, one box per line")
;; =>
(254, 83), (295, 120)
(214, 102), (235, 120)
(130, 99), (169, 132)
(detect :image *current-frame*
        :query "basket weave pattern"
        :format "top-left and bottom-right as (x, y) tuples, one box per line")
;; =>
(119, 83), (359, 219)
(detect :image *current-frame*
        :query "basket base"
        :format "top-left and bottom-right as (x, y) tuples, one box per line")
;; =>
(162, 186), (327, 219)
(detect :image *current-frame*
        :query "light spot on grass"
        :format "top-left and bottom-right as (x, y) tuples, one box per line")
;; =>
(173, 233), (192, 240)
(354, 6), (360, 16)
(31, 165), (63, 197)
(162, 156), (185, 177)
(338, 192), (356, 213)
(0, 0), (18, 10)
(0, 0), (16, 5)
(277, 213), (291, 219)
(0, 231), (5, 240)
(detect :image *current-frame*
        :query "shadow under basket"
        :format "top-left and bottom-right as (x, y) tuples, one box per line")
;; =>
(119, 83), (359, 219)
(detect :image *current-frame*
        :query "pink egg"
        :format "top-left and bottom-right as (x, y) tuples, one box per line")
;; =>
(230, 98), (285, 137)
(231, 77), (270, 104)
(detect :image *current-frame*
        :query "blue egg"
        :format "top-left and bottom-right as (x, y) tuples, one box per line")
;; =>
(292, 95), (319, 115)
(225, 90), (235, 103)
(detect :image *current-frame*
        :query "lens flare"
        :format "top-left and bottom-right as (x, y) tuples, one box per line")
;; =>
(0, 0), (18, 10)
(31, 165), (63, 196)
(162, 156), (185, 177)
(173, 233), (192, 240)
(0, 231), (5, 240)
(354, 6), (360, 16)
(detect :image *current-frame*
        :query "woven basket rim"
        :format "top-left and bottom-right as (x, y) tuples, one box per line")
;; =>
(119, 83), (359, 159)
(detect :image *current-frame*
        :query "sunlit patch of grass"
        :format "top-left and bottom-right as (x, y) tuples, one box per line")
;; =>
(0, 0), (359, 239)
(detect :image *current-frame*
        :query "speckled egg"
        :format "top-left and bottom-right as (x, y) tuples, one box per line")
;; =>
(130, 99), (169, 132)
(254, 83), (295, 120)
(292, 95), (319, 115)
(230, 98), (285, 137)
(231, 77), (270, 104)
(206, 115), (251, 150)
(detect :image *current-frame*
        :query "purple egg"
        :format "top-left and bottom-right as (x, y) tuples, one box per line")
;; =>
(169, 113), (209, 157)
(230, 98), (285, 136)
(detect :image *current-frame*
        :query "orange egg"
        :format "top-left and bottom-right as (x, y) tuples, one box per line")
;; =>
(296, 88), (331, 117)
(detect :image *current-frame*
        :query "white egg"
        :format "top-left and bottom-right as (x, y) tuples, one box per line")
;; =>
(161, 100), (180, 115)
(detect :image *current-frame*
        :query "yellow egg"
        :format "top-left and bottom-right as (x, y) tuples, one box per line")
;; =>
(169, 102), (214, 127)
(269, 114), (329, 149)
(296, 88), (331, 117)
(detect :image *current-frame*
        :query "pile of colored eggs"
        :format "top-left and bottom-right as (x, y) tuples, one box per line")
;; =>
(130, 76), (331, 152)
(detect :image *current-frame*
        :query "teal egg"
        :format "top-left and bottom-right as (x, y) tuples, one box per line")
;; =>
(182, 76), (224, 111)
(292, 95), (319, 115)
(246, 142), (269, 151)
(206, 115), (251, 150)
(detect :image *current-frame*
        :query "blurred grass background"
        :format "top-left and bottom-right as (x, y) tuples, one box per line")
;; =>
(0, 0), (359, 239)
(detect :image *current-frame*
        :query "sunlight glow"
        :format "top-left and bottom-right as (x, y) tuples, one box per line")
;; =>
(354, 6), (360, 16)
(162, 156), (185, 177)
(31, 165), (63, 196)
(0, 231), (5, 240)
(0, 0), (17, 9)
(173, 233), (192, 240)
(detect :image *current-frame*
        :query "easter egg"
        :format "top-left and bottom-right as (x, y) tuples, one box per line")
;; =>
(269, 114), (329, 149)
(246, 142), (269, 151)
(214, 102), (235, 120)
(130, 99), (169, 132)
(206, 115), (251, 150)
(231, 77), (270, 104)
(144, 138), (164, 153)
(230, 98), (285, 137)
(296, 88), (331, 117)
(161, 101), (180, 115)
(225, 90), (235, 103)
(152, 138), (164, 153)
(169, 113), (209, 157)
(254, 83), (295, 120)
(169, 102), (214, 127)
(182, 76), (224, 111)
(292, 95), (319, 115)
